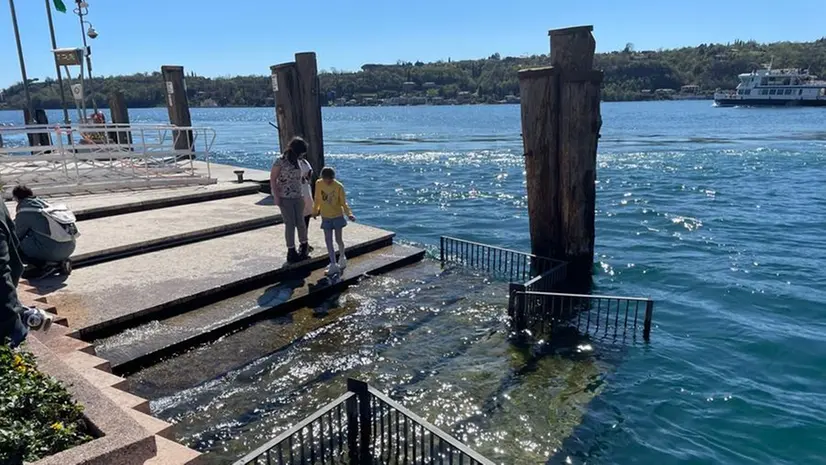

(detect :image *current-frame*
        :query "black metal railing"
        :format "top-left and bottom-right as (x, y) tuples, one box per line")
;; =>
(510, 291), (654, 341)
(235, 379), (496, 465)
(440, 236), (565, 283)
(439, 235), (654, 342)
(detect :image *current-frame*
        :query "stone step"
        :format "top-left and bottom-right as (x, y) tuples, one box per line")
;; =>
(32, 327), (95, 355)
(70, 193), (281, 268)
(100, 243), (425, 375)
(5, 182), (262, 220)
(101, 385), (151, 414)
(66, 358), (127, 389)
(62, 350), (112, 372)
(127, 410), (173, 438)
(143, 436), (203, 465)
(36, 222), (397, 340)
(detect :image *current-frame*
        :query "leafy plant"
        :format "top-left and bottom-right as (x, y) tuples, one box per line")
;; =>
(0, 343), (93, 464)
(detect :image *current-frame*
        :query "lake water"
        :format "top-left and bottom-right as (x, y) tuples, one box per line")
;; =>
(3, 101), (826, 464)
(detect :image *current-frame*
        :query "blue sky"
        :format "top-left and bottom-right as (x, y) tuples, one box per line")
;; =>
(2, 0), (825, 88)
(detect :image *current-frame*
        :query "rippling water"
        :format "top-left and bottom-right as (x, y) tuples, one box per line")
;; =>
(4, 101), (826, 464)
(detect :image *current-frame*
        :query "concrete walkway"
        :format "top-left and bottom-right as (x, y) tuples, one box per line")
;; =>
(71, 193), (279, 265)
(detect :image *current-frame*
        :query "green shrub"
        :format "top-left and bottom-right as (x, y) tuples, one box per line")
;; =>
(0, 343), (93, 464)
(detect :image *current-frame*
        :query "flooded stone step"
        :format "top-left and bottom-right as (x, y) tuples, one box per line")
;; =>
(33, 222), (396, 339)
(130, 264), (609, 465)
(71, 193), (280, 267)
(97, 243), (425, 375)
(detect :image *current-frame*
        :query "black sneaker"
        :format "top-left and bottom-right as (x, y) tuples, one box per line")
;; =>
(286, 248), (300, 264)
(298, 243), (311, 260)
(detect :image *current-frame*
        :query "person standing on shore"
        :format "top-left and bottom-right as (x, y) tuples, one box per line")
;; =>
(270, 137), (311, 263)
(313, 167), (356, 276)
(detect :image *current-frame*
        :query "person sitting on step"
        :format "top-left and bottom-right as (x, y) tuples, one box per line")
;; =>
(13, 185), (79, 279)
(0, 199), (51, 347)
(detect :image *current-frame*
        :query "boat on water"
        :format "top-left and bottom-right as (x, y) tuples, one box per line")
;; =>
(713, 66), (826, 107)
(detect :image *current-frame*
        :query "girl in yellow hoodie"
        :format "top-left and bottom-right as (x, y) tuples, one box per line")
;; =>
(313, 167), (356, 276)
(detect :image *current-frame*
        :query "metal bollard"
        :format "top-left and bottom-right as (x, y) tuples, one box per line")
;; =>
(233, 170), (245, 183)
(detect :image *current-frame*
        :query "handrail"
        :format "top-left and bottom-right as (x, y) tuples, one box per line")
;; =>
(365, 384), (496, 465)
(235, 379), (496, 465)
(233, 391), (356, 464)
(518, 290), (653, 302)
(440, 235), (655, 342)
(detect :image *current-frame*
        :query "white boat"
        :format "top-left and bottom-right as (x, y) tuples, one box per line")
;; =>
(713, 66), (826, 107)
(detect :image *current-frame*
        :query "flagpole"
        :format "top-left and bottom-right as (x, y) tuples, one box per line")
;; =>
(8, 0), (35, 124)
(45, 0), (70, 124)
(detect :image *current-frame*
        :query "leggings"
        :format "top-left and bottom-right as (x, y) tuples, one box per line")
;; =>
(324, 228), (345, 265)
(304, 215), (311, 229)
(278, 197), (308, 249)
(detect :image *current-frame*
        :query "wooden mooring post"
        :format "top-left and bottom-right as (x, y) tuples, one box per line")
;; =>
(519, 25), (602, 289)
(108, 90), (132, 146)
(270, 52), (325, 178)
(161, 65), (194, 151)
(23, 108), (50, 147)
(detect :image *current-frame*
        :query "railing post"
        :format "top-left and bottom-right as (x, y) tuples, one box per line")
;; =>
(440, 237), (445, 264)
(508, 283), (526, 332)
(643, 300), (654, 341)
(347, 378), (372, 464)
(346, 393), (359, 464)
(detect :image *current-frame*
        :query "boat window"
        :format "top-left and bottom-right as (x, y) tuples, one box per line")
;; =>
(761, 78), (768, 85)
(769, 89), (777, 95)
(745, 89), (751, 95)
(799, 89), (803, 95)
(783, 78), (790, 85)
(785, 89), (793, 95)
(761, 89), (769, 95)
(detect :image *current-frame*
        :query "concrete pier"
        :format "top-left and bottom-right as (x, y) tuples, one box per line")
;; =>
(15, 160), (424, 465)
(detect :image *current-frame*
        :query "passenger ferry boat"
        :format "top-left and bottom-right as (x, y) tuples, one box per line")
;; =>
(713, 66), (826, 107)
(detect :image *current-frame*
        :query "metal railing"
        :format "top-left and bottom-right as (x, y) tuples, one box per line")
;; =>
(0, 123), (215, 192)
(510, 291), (654, 341)
(440, 236), (565, 283)
(236, 379), (496, 465)
(440, 235), (655, 342)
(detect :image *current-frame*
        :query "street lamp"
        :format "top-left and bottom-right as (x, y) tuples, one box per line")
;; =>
(73, 0), (99, 113)
(8, 0), (35, 123)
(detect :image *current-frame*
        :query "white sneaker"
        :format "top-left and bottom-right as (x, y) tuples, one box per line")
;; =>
(22, 307), (52, 332)
(337, 254), (347, 270)
(326, 263), (341, 277)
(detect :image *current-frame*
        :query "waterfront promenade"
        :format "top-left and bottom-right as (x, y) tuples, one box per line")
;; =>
(13, 160), (423, 464)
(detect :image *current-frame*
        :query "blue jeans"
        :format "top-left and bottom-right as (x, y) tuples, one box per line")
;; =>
(7, 312), (28, 348)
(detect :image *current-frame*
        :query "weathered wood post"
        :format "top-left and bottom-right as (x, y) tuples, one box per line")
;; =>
(271, 62), (303, 153)
(107, 90), (131, 146)
(295, 52), (325, 176)
(23, 109), (50, 147)
(161, 65), (194, 152)
(519, 25), (602, 289)
(270, 52), (325, 177)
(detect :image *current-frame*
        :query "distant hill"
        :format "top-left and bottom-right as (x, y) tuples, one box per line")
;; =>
(2, 38), (825, 109)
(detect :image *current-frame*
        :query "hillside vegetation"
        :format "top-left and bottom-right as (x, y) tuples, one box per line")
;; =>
(1, 38), (825, 109)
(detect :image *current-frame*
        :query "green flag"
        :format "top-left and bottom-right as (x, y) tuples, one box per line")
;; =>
(53, 0), (67, 13)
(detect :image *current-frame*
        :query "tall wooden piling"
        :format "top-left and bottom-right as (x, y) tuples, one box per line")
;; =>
(108, 90), (132, 145)
(23, 109), (50, 147)
(519, 25), (602, 288)
(270, 52), (325, 177)
(161, 65), (194, 151)
(295, 52), (325, 176)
